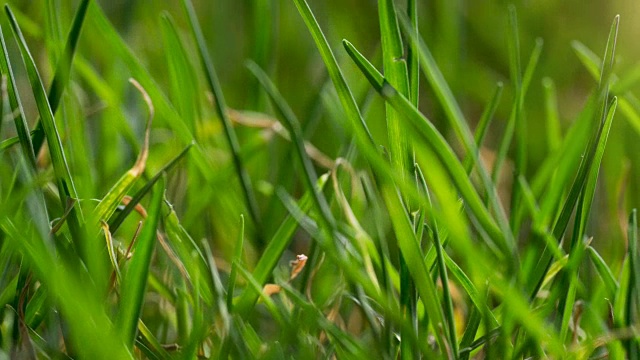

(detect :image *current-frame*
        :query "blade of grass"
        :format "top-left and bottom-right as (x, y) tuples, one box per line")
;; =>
(6, 5), (87, 263)
(31, 0), (90, 155)
(227, 215), (245, 311)
(109, 142), (193, 233)
(464, 82), (504, 174)
(180, 0), (262, 238)
(625, 209), (639, 358)
(115, 177), (165, 348)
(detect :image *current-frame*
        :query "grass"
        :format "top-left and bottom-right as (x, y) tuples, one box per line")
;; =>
(0, 0), (639, 358)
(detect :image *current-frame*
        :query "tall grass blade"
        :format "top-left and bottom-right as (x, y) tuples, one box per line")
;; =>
(115, 177), (165, 348)
(180, 0), (262, 237)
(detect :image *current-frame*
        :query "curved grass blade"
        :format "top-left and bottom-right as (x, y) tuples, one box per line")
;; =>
(115, 177), (165, 348)
(291, 0), (375, 147)
(587, 246), (619, 295)
(464, 82), (504, 174)
(180, 0), (262, 237)
(109, 142), (193, 233)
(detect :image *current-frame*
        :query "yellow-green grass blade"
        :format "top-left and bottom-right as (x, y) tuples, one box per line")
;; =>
(115, 177), (165, 348)
(31, 0), (91, 156)
(180, 0), (262, 237)
(587, 246), (619, 296)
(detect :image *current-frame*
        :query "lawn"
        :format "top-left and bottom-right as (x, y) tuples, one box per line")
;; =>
(0, 0), (639, 358)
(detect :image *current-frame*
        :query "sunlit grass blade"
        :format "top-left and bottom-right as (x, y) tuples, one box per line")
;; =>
(542, 78), (562, 153)
(180, 0), (262, 237)
(159, 12), (199, 131)
(115, 177), (165, 348)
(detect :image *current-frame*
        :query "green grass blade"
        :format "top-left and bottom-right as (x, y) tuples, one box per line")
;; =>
(291, 0), (375, 147)
(626, 209), (639, 357)
(542, 77), (562, 153)
(115, 177), (165, 348)
(587, 246), (619, 295)
(0, 27), (36, 170)
(109, 143), (193, 233)
(464, 82), (504, 174)
(379, 0), (410, 174)
(32, 0), (90, 155)
(247, 61), (336, 232)
(406, 0), (419, 105)
(380, 183), (448, 354)
(180, 0), (262, 237)
(227, 215), (245, 311)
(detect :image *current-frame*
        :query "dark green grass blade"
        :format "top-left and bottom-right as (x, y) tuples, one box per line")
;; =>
(109, 143), (193, 233)
(407, 0), (419, 105)
(247, 61), (336, 232)
(180, 0), (262, 237)
(343, 39), (510, 257)
(31, 0), (90, 155)
(115, 177), (165, 348)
